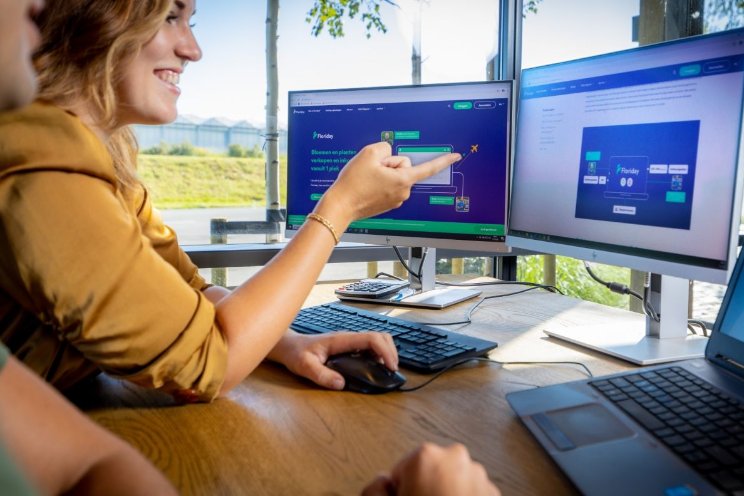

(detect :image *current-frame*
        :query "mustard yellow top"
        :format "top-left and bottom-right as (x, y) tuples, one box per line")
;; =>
(0, 102), (227, 402)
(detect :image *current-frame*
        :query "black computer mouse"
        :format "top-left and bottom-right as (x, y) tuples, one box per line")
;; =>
(326, 352), (406, 394)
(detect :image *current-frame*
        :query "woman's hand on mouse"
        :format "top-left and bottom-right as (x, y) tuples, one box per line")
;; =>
(266, 330), (398, 390)
(361, 443), (501, 496)
(314, 142), (461, 231)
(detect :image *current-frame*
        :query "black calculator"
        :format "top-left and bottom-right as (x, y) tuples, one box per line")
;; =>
(334, 279), (410, 299)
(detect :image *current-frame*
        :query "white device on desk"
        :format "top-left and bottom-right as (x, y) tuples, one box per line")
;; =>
(337, 285), (482, 309)
(285, 81), (512, 308)
(508, 28), (744, 364)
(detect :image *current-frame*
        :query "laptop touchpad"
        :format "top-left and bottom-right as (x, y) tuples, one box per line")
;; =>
(531, 403), (634, 451)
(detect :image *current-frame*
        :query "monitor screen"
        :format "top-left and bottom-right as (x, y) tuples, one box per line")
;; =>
(508, 29), (744, 284)
(286, 81), (512, 252)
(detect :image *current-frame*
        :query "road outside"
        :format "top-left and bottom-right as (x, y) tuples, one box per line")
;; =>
(161, 207), (393, 285)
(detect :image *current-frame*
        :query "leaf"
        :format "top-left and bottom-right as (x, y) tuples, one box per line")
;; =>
(306, 0), (397, 38)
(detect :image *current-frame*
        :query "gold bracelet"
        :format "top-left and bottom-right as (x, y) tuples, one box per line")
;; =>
(307, 213), (340, 245)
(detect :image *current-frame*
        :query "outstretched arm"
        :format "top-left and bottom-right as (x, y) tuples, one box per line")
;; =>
(215, 143), (460, 393)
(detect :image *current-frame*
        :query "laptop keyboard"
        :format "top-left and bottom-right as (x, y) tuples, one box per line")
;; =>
(590, 366), (744, 494)
(290, 303), (497, 372)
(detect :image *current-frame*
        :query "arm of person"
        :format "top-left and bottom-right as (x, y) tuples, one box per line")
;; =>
(203, 286), (397, 391)
(0, 355), (176, 496)
(214, 143), (461, 393)
(361, 443), (501, 496)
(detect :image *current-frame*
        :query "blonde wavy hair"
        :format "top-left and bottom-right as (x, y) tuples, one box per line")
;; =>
(33, 0), (173, 191)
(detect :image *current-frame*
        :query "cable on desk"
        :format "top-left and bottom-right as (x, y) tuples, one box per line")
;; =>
(437, 279), (564, 295)
(414, 286), (544, 327)
(399, 357), (593, 392)
(584, 262), (712, 338)
(491, 359), (594, 379)
(687, 319), (709, 337)
(583, 262), (663, 322)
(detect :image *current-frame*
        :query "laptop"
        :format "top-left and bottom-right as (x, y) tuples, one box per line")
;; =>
(507, 249), (744, 495)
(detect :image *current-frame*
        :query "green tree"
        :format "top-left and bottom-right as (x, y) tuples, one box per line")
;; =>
(228, 143), (246, 158)
(169, 142), (196, 156)
(306, 0), (397, 38)
(523, 0), (545, 16)
(141, 141), (169, 155)
(706, 0), (744, 30)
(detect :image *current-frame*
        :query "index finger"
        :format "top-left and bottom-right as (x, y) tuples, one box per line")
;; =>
(404, 153), (462, 183)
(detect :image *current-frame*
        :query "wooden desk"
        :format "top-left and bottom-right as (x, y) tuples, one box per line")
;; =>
(69, 278), (646, 495)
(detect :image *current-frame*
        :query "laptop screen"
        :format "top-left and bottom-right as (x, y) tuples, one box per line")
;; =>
(718, 251), (744, 341)
(708, 246), (744, 367)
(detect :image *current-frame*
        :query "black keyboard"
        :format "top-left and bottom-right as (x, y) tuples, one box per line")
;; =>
(290, 303), (497, 372)
(590, 366), (744, 494)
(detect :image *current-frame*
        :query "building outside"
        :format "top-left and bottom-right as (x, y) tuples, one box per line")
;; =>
(133, 115), (288, 154)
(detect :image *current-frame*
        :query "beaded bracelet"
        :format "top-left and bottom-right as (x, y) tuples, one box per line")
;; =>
(307, 213), (340, 245)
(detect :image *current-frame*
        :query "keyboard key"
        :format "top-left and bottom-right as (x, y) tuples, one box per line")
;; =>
(709, 470), (744, 492)
(591, 366), (744, 492)
(614, 399), (665, 431)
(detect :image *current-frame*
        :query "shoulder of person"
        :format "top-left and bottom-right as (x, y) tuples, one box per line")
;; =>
(0, 101), (115, 184)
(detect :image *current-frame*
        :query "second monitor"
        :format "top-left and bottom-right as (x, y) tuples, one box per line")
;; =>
(508, 28), (744, 363)
(286, 81), (513, 307)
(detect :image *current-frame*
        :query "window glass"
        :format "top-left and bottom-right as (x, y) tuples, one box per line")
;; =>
(136, 2), (502, 285)
(522, 0), (639, 69)
(705, 0), (744, 33)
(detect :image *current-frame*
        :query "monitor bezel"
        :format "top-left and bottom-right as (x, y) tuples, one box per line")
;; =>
(507, 29), (744, 285)
(285, 80), (514, 253)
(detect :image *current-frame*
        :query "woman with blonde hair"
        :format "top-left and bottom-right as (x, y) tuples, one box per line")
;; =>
(0, 0), (461, 402)
(0, 3), (501, 496)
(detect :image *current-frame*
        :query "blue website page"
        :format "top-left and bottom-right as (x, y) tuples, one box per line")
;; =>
(509, 29), (744, 271)
(286, 84), (510, 241)
(575, 120), (700, 229)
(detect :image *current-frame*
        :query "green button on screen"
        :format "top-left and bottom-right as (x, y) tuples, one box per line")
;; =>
(453, 101), (473, 110)
(429, 196), (455, 205)
(666, 191), (686, 203)
(679, 64), (701, 77)
(310, 193), (323, 201)
(394, 130), (420, 140)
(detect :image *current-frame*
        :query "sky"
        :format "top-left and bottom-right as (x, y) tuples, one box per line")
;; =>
(177, 0), (640, 127)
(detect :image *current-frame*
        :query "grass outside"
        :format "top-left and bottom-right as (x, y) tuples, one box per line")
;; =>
(517, 255), (631, 308)
(445, 255), (631, 309)
(137, 154), (287, 209)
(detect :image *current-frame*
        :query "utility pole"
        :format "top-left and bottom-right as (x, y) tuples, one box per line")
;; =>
(265, 0), (282, 242)
(411, 0), (423, 84)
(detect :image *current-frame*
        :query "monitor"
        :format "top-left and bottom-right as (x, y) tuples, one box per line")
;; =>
(286, 81), (513, 307)
(508, 29), (744, 364)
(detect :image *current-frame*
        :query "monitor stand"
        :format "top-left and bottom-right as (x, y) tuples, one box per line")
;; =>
(337, 247), (481, 309)
(544, 274), (708, 365)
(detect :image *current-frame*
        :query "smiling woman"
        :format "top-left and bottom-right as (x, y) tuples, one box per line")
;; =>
(35, 0), (179, 188)
(0, 0), (463, 404)
(116, 1), (202, 126)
